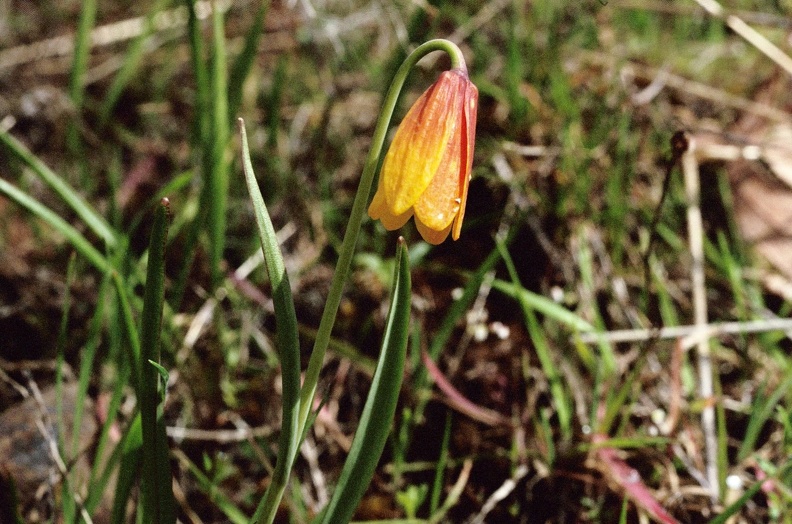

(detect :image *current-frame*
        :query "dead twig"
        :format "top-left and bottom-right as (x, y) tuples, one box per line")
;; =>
(575, 317), (792, 345)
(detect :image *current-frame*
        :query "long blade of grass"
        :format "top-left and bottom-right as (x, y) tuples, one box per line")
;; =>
(227, 0), (268, 124)
(173, 449), (249, 524)
(66, 0), (97, 155)
(56, 254), (77, 522)
(85, 271), (135, 517)
(489, 278), (594, 333)
(138, 199), (175, 524)
(170, 0), (211, 306)
(84, 357), (130, 516)
(318, 238), (411, 524)
(706, 480), (763, 524)
(71, 272), (110, 458)
(0, 130), (117, 247)
(184, 0), (210, 144)
(409, 245), (504, 455)
(207, 1), (230, 288)
(429, 413), (453, 514)
(737, 373), (792, 462)
(0, 177), (110, 272)
(495, 239), (572, 439)
(109, 414), (143, 524)
(98, 0), (171, 125)
(240, 120), (301, 524)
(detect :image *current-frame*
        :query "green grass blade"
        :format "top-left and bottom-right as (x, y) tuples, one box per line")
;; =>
(56, 254), (77, 522)
(707, 480), (763, 524)
(84, 356), (130, 516)
(66, 0), (97, 154)
(227, 0), (268, 124)
(737, 374), (792, 462)
(110, 414), (143, 524)
(429, 246), (503, 360)
(207, 2), (230, 288)
(490, 278), (595, 333)
(573, 237), (616, 374)
(85, 280), (134, 517)
(495, 239), (572, 439)
(71, 272), (110, 458)
(169, 0), (211, 306)
(174, 450), (249, 524)
(409, 245), (504, 454)
(0, 130), (117, 247)
(138, 199), (175, 524)
(98, 0), (170, 125)
(113, 270), (142, 382)
(0, 178), (110, 272)
(319, 238), (411, 524)
(184, 0), (210, 143)
(429, 412), (452, 514)
(240, 120), (301, 524)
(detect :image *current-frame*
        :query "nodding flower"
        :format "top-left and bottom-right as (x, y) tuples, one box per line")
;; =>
(368, 68), (478, 244)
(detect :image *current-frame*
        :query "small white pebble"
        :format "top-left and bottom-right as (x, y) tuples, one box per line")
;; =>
(473, 324), (489, 342)
(490, 321), (510, 340)
(550, 286), (564, 303)
(451, 287), (464, 300)
(726, 475), (743, 491)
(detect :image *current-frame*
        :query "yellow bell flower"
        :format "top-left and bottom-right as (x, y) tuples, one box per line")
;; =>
(368, 68), (478, 244)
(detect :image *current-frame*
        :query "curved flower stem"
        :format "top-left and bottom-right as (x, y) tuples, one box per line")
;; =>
(295, 39), (466, 448)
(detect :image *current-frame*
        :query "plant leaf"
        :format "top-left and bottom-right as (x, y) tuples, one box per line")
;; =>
(319, 238), (411, 524)
(239, 120), (301, 524)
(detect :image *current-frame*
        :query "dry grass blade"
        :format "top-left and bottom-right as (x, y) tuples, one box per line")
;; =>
(694, 0), (792, 77)
(682, 135), (719, 500)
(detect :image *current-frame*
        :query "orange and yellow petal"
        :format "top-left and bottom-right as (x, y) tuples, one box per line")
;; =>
(414, 72), (478, 240)
(451, 79), (478, 240)
(380, 70), (467, 216)
(413, 103), (464, 232)
(415, 215), (453, 245)
(368, 181), (414, 230)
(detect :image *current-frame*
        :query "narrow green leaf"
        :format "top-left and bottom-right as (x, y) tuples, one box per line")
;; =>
(319, 238), (411, 524)
(207, 2), (230, 288)
(240, 120), (301, 524)
(490, 278), (595, 333)
(0, 131), (117, 248)
(0, 177), (110, 272)
(110, 414), (143, 524)
(184, 0), (210, 144)
(148, 359), (170, 384)
(738, 374), (792, 461)
(71, 272), (111, 459)
(56, 253), (77, 522)
(66, 0), (97, 155)
(98, 0), (170, 125)
(495, 239), (572, 439)
(84, 354), (130, 516)
(227, 0), (268, 124)
(175, 450), (249, 524)
(138, 199), (175, 524)
(707, 480), (763, 524)
(170, 0), (211, 306)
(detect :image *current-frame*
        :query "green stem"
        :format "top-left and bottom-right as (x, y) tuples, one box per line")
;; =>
(295, 38), (466, 452)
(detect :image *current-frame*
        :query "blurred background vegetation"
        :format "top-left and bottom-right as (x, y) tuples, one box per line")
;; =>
(1, 0), (792, 522)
